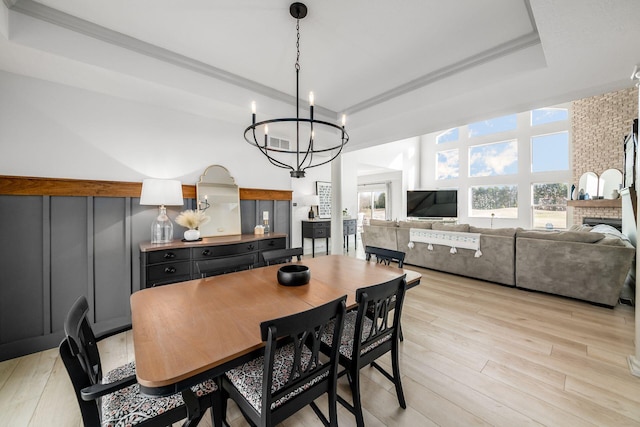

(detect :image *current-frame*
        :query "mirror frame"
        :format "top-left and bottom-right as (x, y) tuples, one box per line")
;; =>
(196, 165), (241, 237)
(578, 172), (598, 200)
(598, 168), (622, 199)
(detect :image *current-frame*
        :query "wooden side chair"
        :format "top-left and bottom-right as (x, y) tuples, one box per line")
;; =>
(222, 296), (347, 427)
(262, 247), (304, 265)
(59, 296), (223, 427)
(364, 245), (405, 268)
(195, 253), (256, 277)
(321, 276), (407, 427)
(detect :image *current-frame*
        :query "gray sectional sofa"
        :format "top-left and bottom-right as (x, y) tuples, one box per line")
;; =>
(363, 219), (635, 307)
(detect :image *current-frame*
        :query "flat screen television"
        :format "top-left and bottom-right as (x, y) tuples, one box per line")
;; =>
(407, 190), (457, 218)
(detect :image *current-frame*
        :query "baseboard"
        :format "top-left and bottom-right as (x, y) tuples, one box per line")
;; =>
(628, 355), (640, 377)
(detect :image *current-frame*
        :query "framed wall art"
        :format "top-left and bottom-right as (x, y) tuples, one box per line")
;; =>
(316, 181), (331, 218)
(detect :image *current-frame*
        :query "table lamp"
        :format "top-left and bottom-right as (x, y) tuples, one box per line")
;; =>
(140, 179), (184, 243)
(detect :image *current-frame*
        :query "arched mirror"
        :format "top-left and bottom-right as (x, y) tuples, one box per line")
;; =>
(196, 165), (241, 237)
(598, 168), (622, 199)
(578, 172), (598, 200)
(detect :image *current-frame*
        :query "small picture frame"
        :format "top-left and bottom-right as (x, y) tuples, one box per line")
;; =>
(316, 181), (332, 218)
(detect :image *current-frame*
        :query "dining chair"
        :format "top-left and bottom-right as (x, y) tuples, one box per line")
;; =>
(262, 247), (303, 265)
(364, 245), (410, 341)
(59, 296), (223, 427)
(195, 253), (256, 277)
(321, 275), (407, 427)
(222, 296), (347, 427)
(364, 245), (405, 268)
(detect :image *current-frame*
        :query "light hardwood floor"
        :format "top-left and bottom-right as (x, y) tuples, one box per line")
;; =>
(1, 248), (639, 426)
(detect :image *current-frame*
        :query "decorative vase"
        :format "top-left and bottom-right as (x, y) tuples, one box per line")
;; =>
(184, 229), (200, 241)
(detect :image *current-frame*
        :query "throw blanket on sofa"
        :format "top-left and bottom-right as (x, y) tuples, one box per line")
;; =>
(409, 228), (482, 257)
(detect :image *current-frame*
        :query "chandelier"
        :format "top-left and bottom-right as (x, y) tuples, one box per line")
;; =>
(244, 2), (349, 178)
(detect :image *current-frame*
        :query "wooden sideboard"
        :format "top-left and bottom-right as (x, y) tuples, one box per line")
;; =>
(301, 219), (357, 257)
(140, 234), (287, 287)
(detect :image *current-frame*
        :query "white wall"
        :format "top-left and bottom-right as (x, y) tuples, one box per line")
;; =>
(0, 70), (292, 190)
(344, 137), (420, 220)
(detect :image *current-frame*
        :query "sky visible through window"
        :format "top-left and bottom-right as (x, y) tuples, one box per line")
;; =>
(436, 108), (569, 181)
(436, 128), (459, 144)
(469, 140), (518, 177)
(531, 132), (569, 172)
(531, 108), (568, 126)
(436, 149), (459, 179)
(468, 114), (517, 138)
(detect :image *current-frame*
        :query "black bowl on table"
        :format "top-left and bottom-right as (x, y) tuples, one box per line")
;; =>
(277, 264), (310, 286)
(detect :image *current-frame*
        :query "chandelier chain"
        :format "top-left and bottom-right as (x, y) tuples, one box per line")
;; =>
(295, 19), (300, 71)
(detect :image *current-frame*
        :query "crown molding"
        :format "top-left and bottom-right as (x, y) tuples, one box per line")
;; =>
(345, 31), (541, 115)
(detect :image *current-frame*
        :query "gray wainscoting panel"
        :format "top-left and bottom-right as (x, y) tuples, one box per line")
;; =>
(0, 195), (289, 361)
(93, 197), (130, 323)
(50, 196), (89, 334)
(0, 196), (44, 344)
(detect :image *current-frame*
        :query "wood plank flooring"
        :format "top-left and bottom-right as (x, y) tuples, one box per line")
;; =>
(1, 254), (639, 426)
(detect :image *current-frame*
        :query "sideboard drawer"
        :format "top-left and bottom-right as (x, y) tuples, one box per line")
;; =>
(147, 261), (191, 284)
(147, 248), (190, 264)
(193, 242), (258, 259)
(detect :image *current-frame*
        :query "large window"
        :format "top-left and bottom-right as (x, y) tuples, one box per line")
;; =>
(470, 185), (518, 218)
(469, 140), (518, 177)
(532, 183), (568, 229)
(428, 105), (570, 227)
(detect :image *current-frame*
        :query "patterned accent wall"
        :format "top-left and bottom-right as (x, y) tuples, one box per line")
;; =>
(571, 86), (638, 225)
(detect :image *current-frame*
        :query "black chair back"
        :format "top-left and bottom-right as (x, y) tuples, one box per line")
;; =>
(365, 246), (405, 268)
(262, 247), (303, 265)
(260, 296), (345, 425)
(195, 253), (255, 277)
(60, 296), (103, 424)
(353, 275), (406, 362)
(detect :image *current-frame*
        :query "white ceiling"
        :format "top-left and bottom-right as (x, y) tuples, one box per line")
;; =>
(1, 0), (640, 154)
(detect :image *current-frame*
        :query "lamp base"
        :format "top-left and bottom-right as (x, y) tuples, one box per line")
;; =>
(151, 206), (174, 243)
(308, 207), (315, 220)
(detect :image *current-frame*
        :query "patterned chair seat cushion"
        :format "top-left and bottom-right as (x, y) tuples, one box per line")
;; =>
(101, 362), (218, 427)
(225, 343), (328, 413)
(322, 311), (392, 360)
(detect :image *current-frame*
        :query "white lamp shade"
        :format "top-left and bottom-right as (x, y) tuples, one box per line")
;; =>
(140, 179), (184, 206)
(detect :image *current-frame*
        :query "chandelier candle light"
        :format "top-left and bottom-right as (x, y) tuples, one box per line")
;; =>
(244, 2), (349, 178)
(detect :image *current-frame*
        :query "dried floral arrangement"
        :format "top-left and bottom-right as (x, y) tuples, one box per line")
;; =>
(175, 209), (210, 230)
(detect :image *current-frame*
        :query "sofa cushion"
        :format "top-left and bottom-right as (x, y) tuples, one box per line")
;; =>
(369, 219), (397, 227)
(398, 220), (432, 229)
(469, 226), (519, 237)
(516, 230), (604, 243)
(432, 223), (470, 232)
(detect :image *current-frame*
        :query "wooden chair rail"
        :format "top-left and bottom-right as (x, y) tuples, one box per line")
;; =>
(0, 175), (292, 200)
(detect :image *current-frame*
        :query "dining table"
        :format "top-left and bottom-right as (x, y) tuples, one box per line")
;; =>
(130, 254), (421, 399)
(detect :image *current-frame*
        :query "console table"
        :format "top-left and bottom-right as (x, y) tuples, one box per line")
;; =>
(302, 219), (357, 257)
(140, 233), (286, 287)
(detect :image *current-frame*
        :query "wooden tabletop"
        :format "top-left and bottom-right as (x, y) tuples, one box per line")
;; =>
(130, 255), (421, 395)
